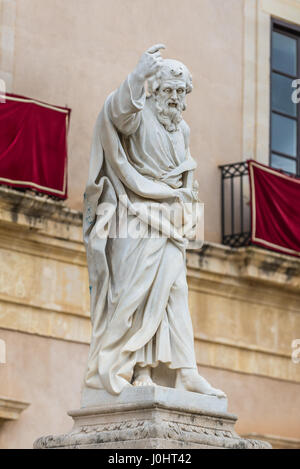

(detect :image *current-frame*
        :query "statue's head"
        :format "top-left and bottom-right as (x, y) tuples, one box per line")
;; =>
(147, 59), (193, 132)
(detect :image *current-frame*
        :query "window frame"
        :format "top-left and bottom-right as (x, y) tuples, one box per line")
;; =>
(270, 18), (300, 177)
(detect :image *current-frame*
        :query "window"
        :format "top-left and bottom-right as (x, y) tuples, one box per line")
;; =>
(270, 20), (300, 176)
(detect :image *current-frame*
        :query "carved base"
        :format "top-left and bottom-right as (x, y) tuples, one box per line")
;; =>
(34, 386), (271, 449)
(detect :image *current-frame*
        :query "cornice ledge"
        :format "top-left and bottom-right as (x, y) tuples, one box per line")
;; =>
(0, 396), (30, 422)
(0, 186), (83, 227)
(187, 243), (300, 290)
(241, 433), (300, 450)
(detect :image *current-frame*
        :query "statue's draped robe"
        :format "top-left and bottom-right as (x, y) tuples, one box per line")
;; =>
(83, 77), (199, 395)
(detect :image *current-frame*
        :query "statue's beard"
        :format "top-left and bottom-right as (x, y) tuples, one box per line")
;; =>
(153, 97), (185, 132)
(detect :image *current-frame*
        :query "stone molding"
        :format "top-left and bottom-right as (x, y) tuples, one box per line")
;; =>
(187, 242), (300, 294)
(0, 396), (29, 422)
(187, 244), (300, 383)
(242, 432), (300, 449)
(34, 387), (271, 449)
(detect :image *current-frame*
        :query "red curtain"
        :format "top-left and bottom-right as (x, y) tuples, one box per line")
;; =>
(0, 94), (70, 199)
(248, 160), (300, 257)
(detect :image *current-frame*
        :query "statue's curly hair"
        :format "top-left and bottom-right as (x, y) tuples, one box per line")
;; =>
(147, 59), (193, 96)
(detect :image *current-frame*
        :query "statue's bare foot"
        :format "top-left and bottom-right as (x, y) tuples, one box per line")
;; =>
(132, 365), (155, 387)
(133, 375), (155, 387)
(176, 368), (226, 398)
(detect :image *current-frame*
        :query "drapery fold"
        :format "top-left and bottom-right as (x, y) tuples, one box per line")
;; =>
(0, 94), (70, 198)
(248, 160), (300, 257)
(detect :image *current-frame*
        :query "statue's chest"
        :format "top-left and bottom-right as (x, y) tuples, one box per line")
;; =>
(144, 121), (186, 167)
(155, 127), (186, 167)
(166, 130), (186, 162)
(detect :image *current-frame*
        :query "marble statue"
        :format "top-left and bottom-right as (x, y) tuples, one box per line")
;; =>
(83, 44), (225, 399)
(33, 45), (272, 451)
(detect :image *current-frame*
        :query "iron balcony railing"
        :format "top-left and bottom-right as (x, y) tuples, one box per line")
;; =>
(219, 161), (251, 248)
(219, 161), (300, 248)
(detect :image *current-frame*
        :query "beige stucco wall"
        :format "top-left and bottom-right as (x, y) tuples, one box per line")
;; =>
(2, 0), (300, 240)
(1, 329), (300, 449)
(1, 0), (300, 450)
(0, 329), (88, 449)
(0, 189), (299, 448)
(2, 0), (244, 243)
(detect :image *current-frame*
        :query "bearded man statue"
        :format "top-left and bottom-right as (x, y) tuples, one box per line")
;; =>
(82, 44), (225, 399)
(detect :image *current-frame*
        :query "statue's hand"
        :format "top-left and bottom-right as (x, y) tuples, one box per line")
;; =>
(176, 188), (197, 204)
(133, 44), (165, 82)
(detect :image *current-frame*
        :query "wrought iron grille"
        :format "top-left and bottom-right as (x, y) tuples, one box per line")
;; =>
(219, 161), (251, 248)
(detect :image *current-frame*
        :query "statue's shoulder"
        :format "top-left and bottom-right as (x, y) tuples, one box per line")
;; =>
(179, 119), (190, 148)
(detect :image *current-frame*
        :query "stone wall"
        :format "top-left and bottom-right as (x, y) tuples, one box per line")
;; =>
(0, 188), (299, 448)
(0, 0), (245, 242)
(1, 0), (300, 238)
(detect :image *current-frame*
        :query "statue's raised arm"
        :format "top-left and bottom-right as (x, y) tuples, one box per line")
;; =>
(109, 44), (165, 135)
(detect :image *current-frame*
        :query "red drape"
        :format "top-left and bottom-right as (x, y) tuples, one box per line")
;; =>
(0, 93), (70, 199)
(248, 160), (300, 257)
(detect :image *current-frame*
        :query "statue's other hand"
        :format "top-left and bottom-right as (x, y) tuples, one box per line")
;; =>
(133, 44), (165, 81)
(176, 187), (196, 204)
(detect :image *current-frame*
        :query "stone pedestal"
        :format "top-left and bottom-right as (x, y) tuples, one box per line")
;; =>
(34, 386), (271, 449)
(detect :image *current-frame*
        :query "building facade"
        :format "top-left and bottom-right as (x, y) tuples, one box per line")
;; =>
(0, 0), (299, 448)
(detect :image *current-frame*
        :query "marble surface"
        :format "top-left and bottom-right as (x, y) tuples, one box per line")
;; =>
(34, 385), (271, 449)
(80, 385), (228, 414)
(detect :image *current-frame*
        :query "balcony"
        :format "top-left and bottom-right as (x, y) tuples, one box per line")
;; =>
(220, 160), (300, 250)
(219, 161), (251, 248)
